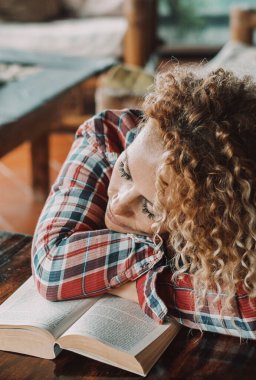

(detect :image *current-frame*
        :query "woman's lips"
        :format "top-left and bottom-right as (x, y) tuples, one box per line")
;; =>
(106, 205), (148, 236)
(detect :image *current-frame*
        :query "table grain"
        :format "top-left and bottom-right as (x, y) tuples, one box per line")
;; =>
(0, 231), (256, 380)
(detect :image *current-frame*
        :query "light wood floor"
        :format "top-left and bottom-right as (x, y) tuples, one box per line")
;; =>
(0, 133), (75, 235)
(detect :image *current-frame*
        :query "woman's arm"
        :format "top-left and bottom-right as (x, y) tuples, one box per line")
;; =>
(136, 265), (256, 339)
(31, 110), (164, 301)
(108, 281), (139, 303)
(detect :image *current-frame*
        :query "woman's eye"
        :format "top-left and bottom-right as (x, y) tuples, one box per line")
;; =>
(142, 198), (155, 220)
(118, 160), (132, 180)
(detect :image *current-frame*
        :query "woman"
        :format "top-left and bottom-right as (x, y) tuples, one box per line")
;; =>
(32, 67), (256, 339)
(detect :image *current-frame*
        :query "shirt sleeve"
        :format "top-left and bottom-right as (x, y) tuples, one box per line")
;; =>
(31, 109), (165, 301)
(136, 265), (256, 339)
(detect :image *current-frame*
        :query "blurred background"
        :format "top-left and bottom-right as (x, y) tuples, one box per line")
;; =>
(159, 0), (256, 53)
(0, 0), (255, 235)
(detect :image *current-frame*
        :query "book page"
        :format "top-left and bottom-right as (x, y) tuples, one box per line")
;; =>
(0, 277), (99, 338)
(62, 296), (172, 355)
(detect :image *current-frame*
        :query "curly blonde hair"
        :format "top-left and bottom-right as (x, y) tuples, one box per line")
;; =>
(143, 66), (256, 313)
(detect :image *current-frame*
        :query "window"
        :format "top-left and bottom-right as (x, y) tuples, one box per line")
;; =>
(158, 0), (256, 51)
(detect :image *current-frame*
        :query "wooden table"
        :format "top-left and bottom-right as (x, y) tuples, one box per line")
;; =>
(0, 49), (115, 201)
(0, 231), (256, 380)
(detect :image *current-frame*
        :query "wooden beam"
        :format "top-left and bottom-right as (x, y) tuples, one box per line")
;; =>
(230, 6), (256, 45)
(124, 0), (157, 66)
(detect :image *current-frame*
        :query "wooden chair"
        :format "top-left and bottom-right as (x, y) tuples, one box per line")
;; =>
(57, 0), (158, 131)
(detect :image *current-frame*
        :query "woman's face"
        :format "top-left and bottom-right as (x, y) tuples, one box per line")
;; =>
(105, 119), (164, 235)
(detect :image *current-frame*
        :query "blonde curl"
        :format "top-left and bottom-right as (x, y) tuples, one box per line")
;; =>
(144, 66), (256, 315)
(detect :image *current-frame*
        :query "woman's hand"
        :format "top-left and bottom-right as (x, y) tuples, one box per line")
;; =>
(108, 281), (139, 303)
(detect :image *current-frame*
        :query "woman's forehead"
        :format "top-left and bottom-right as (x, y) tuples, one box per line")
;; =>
(126, 121), (164, 203)
(131, 119), (163, 161)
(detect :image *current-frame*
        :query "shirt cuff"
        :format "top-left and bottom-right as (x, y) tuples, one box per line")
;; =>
(136, 266), (170, 324)
(109, 234), (164, 287)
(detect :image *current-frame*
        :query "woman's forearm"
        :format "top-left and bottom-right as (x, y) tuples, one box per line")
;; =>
(108, 281), (139, 303)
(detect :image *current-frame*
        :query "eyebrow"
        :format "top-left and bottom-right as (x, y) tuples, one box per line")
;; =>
(125, 149), (153, 207)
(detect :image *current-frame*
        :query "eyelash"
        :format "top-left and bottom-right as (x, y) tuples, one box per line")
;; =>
(118, 160), (132, 180)
(118, 159), (154, 220)
(142, 199), (155, 220)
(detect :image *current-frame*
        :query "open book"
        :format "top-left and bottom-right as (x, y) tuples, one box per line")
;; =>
(0, 277), (180, 376)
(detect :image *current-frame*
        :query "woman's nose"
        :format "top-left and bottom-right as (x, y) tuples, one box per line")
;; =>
(110, 189), (137, 215)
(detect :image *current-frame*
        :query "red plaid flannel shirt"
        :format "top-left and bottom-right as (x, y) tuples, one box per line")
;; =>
(32, 109), (256, 339)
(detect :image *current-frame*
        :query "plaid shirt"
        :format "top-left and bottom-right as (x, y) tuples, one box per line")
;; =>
(32, 109), (256, 339)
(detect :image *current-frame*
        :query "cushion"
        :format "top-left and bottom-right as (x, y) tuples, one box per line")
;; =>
(62, 0), (125, 17)
(0, 0), (61, 22)
(0, 18), (127, 58)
